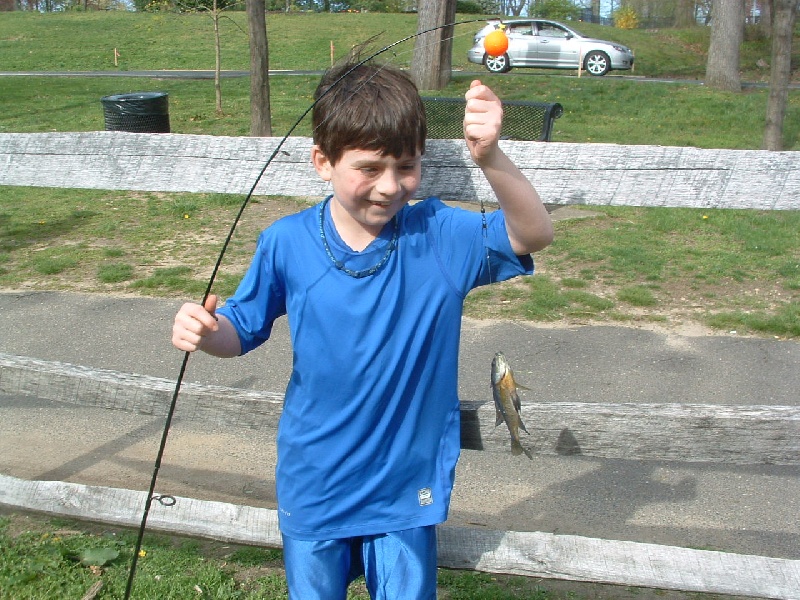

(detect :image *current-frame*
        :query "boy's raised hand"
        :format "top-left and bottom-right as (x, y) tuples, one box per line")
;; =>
(463, 80), (503, 165)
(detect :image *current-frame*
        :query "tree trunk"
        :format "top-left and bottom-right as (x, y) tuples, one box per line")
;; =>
(705, 0), (745, 91)
(213, 0), (223, 116)
(410, 0), (456, 91)
(760, 0), (774, 37)
(675, 0), (698, 27)
(508, 0), (526, 16)
(763, 0), (798, 150)
(247, 0), (272, 137)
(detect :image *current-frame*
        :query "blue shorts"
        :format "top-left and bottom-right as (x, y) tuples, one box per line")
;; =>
(282, 525), (437, 600)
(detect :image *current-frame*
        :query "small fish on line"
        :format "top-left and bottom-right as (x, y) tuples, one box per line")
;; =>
(491, 352), (533, 459)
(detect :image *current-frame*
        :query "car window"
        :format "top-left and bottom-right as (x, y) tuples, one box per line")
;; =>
(507, 23), (533, 36)
(538, 24), (567, 38)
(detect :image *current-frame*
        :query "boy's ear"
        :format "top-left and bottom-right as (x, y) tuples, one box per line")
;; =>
(311, 145), (333, 181)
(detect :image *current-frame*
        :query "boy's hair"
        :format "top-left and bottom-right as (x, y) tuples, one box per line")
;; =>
(312, 61), (426, 166)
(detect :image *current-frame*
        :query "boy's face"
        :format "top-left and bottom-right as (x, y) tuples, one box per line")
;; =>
(312, 146), (422, 239)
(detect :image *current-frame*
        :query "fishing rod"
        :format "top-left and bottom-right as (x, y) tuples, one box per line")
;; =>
(122, 17), (503, 598)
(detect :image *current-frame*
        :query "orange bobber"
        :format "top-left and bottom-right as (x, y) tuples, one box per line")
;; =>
(484, 29), (509, 57)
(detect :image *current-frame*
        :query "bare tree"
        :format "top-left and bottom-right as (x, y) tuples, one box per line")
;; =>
(212, 0), (224, 115)
(175, 0), (242, 116)
(410, 0), (456, 91)
(763, 0), (798, 150)
(504, 0), (526, 15)
(705, 0), (745, 91)
(247, 0), (271, 136)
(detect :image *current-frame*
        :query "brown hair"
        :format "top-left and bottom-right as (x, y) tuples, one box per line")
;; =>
(312, 61), (426, 166)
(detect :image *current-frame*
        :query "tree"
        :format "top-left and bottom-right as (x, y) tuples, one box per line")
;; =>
(759, 0), (774, 37)
(530, 0), (581, 20)
(499, 0), (525, 15)
(763, 0), (798, 150)
(705, 0), (745, 91)
(674, 0), (698, 27)
(172, 0), (243, 115)
(410, 0), (456, 91)
(247, 0), (272, 136)
(212, 0), (225, 115)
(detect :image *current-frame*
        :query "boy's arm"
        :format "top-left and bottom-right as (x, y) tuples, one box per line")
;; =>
(463, 80), (554, 255)
(172, 294), (242, 358)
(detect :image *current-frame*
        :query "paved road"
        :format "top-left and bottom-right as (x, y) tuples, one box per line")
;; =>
(1, 290), (798, 564)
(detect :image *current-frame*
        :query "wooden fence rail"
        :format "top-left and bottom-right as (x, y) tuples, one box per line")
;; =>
(2, 353), (798, 466)
(2, 474), (799, 599)
(2, 132), (800, 210)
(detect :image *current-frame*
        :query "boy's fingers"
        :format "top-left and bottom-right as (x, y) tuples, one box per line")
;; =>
(177, 300), (218, 333)
(203, 294), (218, 320)
(172, 300), (219, 352)
(465, 80), (498, 102)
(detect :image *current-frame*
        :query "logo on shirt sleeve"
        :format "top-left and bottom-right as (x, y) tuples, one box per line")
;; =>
(417, 488), (433, 506)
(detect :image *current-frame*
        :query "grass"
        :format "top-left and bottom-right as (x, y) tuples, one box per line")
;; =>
(0, 513), (554, 599)
(1, 187), (798, 337)
(0, 512), (745, 600)
(2, 12), (800, 148)
(0, 513), (292, 600)
(0, 11), (795, 80)
(6, 74), (799, 149)
(466, 205), (800, 337)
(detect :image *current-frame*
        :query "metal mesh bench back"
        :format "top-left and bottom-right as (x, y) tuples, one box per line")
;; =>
(422, 97), (563, 142)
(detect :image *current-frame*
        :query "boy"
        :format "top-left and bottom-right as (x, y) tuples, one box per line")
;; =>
(172, 61), (553, 599)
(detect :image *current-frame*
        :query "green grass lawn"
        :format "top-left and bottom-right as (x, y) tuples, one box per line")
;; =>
(2, 11), (799, 148)
(0, 512), (745, 600)
(5, 73), (797, 149)
(1, 10), (795, 80)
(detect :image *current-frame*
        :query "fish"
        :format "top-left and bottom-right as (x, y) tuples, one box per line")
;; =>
(491, 352), (533, 459)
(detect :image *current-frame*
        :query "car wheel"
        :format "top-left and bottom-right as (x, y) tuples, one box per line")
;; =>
(584, 51), (610, 76)
(485, 53), (511, 74)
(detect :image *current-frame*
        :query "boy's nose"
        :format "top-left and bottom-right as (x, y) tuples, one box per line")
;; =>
(375, 169), (401, 196)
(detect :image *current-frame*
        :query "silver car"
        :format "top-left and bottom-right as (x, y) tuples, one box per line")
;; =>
(467, 19), (635, 76)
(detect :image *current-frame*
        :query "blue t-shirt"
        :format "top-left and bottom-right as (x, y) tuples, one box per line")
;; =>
(217, 197), (533, 540)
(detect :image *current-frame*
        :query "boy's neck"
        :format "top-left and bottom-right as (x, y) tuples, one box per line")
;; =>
(328, 199), (383, 252)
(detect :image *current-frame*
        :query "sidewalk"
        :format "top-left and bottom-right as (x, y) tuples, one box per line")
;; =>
(1, 290), (799, 563)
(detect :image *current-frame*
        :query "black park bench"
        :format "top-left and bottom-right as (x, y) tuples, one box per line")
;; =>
(422, 97), (564, 142)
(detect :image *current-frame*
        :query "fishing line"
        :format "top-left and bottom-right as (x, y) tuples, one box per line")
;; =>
(122, 17), (487, 599)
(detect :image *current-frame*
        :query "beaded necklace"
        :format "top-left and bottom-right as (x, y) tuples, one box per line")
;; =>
(319, 196), (399, 279)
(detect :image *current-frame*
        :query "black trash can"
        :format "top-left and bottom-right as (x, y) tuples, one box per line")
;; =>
(101, 92), (170, 133)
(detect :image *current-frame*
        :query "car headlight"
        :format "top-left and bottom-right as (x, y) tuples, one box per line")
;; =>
(612, 45), (629, 53)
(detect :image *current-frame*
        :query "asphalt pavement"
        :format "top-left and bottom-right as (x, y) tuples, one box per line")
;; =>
(1, 289), (799, 567)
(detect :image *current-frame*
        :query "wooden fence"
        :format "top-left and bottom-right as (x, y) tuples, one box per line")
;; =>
(1, 131), (800, 209)
(1, 132), (800, 598)
(1, 354), (799, 599)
